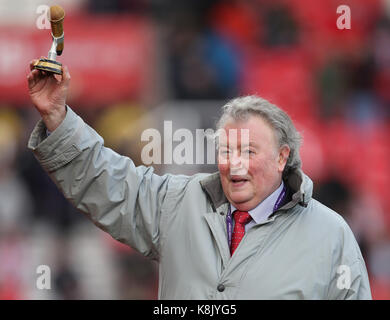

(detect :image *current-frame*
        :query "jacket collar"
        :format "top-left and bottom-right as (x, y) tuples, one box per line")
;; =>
(199, 168), (313, 212)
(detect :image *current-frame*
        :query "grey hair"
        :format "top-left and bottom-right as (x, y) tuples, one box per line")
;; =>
(216, 95), (303, 177)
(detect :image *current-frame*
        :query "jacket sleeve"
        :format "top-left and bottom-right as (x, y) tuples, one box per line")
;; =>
(327, 259), (372, 300)
(325, 220), (372, 300)
(28, 106), (180, 260)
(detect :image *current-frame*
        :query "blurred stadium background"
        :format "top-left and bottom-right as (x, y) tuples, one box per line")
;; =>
(0, 0), (389, 299)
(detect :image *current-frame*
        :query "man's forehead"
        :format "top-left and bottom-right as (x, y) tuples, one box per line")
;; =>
(218, 135), (259, 148)
(218, 128), (249, 140)
(219, 116), (276, 143)
(222, 119), (269, 133)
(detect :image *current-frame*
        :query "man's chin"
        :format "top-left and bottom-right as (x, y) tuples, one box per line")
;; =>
(229, 195), (254, 211)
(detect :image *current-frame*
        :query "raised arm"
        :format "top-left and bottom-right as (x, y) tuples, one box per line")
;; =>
(26, 64), (180, 260)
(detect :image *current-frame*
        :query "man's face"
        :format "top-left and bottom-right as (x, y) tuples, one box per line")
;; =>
(218, 115), (290, 211)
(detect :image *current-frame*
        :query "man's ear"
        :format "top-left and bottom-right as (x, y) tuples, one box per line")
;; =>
(278, 145), (290, 172)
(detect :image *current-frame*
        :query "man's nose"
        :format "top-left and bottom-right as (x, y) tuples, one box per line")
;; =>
(229, 152), (242, 167)
(229, 150), (249, 176)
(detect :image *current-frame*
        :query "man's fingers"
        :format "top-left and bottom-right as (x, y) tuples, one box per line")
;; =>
(29, 59), (38, 71)
(61, 65), (71, 84)
(28, 60), (47, 79)
(52, 65), (70, 83)
(27, 69), (40, 88)
(27, 61), (71, 88)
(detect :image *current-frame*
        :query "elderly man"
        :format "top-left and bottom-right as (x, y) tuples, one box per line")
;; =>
(27, 61), (371, 299)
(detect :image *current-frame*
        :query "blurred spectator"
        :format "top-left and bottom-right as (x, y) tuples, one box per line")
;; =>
(0, 234), (26, 299)
(316, 54), (351, 119)
(0, 109), (33, 299)
(317, 51), (387, 128)
(16, 107), (92, 234)
(17, 149), (86, 234)
(344, 53), (386, 128)
(115, 252), (158, 299)
(314, 176), (387, 256)
(164, 4), (241, 99)
(0, 109), (32, 233)
(373, 15), (390, 117)
(262, 3), (300, 47)
(313, 176), (352, 218)
(314, 175), (390, 299)
(53, 235), (82, 299)
(209, 0), (262, 50)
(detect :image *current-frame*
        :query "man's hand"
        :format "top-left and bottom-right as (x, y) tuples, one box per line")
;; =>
(27, 60), (71, 132)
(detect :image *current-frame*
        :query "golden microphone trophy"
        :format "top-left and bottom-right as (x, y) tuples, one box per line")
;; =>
(34, 5), (65, 75)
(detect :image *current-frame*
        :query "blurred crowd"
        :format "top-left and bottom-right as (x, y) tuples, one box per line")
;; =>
(0, 0), (389, 299)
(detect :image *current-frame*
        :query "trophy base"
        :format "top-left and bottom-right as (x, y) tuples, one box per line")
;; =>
(33, 58), (62, 75)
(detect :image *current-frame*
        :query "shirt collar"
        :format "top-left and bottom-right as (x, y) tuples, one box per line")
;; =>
(231, 181), (285, 224)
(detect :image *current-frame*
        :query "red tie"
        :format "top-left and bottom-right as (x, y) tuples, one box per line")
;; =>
(230, 210), (252, 255)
